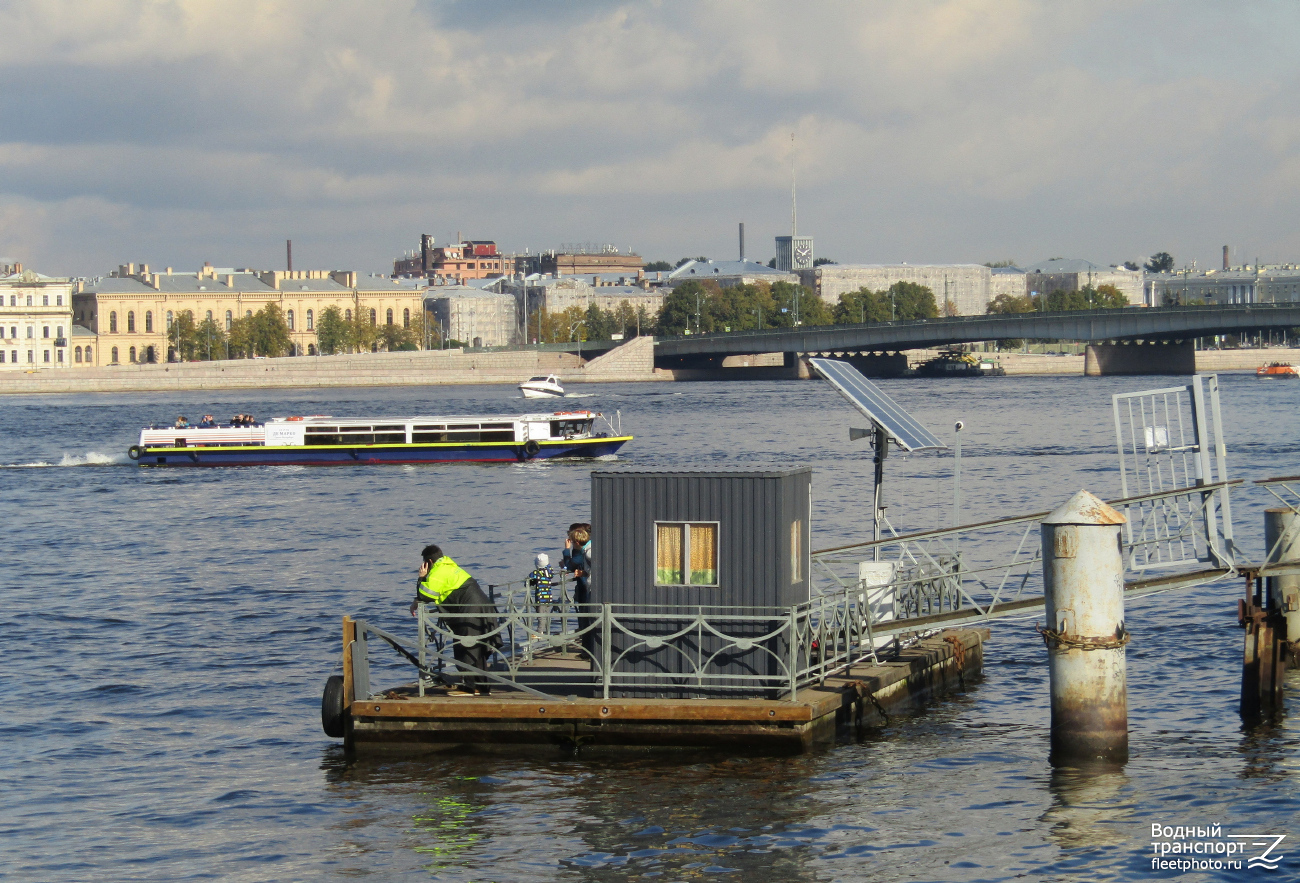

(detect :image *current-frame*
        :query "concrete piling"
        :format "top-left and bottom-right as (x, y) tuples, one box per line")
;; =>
(1264, 508), (1300, 661)
(1040, 490), (1129, 764)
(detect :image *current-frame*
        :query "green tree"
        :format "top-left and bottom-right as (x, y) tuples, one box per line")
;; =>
(194, 315), (226, 361)
(983, 259), (1018, 268)
(643, 260), (673, 272)
(987, 292), (1035, 314)
(348, 306), (379, 353)
(885, 281), (938, 320)
(169, 310), (199, 361)
(316, 305), (347, 355)
(379, 321), (418, 351)
(584, 302), (614, 340)
(1094, 284), (1129, 308)
(1144, 252), (1174, 273)
(253, 303), (292, 357)
(656, 281), (704, 335)
(813, 257), (836, 266)
(228, 315), (255, 358)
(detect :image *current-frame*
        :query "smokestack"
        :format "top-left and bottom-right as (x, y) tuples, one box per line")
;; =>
(287, 239), (293, 272)
(739, 222), (745, 261)
(421, 234), (432, 273)
(1223, 245), (1229, 271)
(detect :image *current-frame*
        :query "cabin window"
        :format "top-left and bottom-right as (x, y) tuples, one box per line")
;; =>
(655, 522), (718, 586)
(287, 309), (295, 331)
(127, 311), (136, 333)
(306, 309), (313, 331)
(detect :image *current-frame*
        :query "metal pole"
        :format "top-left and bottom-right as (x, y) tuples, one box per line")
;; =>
(952, 421), (964, 528)
(872, 426), (887, 562)
(1041, 490), (1129, 765)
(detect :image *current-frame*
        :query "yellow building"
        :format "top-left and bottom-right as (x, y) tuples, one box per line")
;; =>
(0, 268), (77, 370)
(74, 264), (428, 363)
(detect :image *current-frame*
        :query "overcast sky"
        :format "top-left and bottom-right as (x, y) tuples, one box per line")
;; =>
(2, 0), (1299, 276)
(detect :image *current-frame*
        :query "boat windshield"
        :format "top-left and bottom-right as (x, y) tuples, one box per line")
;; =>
(527, 376), (552, 383)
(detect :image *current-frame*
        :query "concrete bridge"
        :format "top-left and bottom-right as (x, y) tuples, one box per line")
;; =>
(653, 303), (1300, 375)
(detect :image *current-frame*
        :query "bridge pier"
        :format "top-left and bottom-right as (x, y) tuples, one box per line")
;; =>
(1084, 342), (1195, 376)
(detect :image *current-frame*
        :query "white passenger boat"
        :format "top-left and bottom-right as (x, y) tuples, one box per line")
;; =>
(519, 375), (565, 398)
(127, 410), (630, 467)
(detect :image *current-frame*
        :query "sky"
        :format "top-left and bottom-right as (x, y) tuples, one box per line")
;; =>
(2, 0), (1300, 277)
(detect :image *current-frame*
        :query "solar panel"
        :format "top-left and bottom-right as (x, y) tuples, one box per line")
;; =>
(809, 358), (947, 452)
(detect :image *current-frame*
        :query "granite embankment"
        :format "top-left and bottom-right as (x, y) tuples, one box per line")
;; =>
(0, 337), (659, 395)
(3, 339), (1296, 395)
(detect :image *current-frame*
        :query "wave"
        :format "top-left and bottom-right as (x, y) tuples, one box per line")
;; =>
(2, 450), (131, 468)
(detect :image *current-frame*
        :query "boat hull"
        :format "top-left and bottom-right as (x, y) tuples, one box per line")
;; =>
(134, 436), (631, 467)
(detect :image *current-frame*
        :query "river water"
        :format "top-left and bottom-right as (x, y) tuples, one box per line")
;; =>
(1, 374), (1297, 882)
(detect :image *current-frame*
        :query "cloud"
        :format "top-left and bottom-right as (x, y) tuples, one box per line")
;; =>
(1, 0), (1300, 274)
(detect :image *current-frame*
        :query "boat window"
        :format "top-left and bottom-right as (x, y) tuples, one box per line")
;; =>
(412, 430), (447, 443)
(481, 430), (514, 442)
(655, 522), (719, 586)
(481, 423), (513, 430)
(550, 420), (587, 438)
(444, 431), (482, 442)
(412, 425), (446, 431)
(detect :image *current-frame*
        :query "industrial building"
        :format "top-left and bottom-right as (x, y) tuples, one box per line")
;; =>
(800, 264), (994, 315)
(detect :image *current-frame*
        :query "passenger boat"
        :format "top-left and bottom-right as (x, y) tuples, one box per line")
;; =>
(519, 374), (565, 398)
(1256, 362), (1298, 378)
(127, 410), (630, 467)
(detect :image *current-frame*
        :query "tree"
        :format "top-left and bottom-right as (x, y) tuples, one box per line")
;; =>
(584, 302), (614, 341)
(1093, 284), (1129, 308)
(983, 260), (1018, 268)
(643, 260), (673, 272)
(987, 292), (1035, 314)
(316, 305), (347, 355)
(227, 315), (255, 358)
(379, 321), (418, 352)
(834, 288), (890, 324)
(885, 281), (938, 320)
(348, 306), (379, 353)
(194, 315), (226, 361)
(656, 281), (703, 335)
(253, 303), (292, 357)
(766, 258), (777, 269)
(813, 257), (836, 266)
(1122, 261), (1140, 271)
(1144, 252), (1174, 273)
(169, 310), (199, 361)
(675, 256), (709, 268)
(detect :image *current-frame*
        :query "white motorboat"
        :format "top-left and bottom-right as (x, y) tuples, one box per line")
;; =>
(519, 374), (565, 398)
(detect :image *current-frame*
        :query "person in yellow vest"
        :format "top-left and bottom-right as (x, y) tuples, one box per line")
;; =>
(409, 544), (501, 696)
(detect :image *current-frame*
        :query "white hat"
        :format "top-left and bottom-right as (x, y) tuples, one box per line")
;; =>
(535, 552), (549, 567)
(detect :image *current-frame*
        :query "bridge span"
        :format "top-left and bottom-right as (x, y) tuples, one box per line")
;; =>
(654, 303), (1300, 366)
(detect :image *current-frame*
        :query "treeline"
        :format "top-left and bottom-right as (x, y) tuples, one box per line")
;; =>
(986, 284), (1129, 315)
(535, 302), (657, 343)
(168, 303), (423, 360)
(654, 280), (939, 336)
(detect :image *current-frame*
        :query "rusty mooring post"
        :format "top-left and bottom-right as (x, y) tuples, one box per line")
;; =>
(1240, 509), (1296, 719)
(1041, 490), (1129, 765)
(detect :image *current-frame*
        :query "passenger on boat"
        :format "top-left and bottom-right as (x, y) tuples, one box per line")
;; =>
(174, 416), (189, 429)
(199, 415), (216, 428)
(410, 544), (501, 696)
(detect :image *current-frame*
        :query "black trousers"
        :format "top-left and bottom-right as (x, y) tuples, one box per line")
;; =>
(440, 578), (500, 693)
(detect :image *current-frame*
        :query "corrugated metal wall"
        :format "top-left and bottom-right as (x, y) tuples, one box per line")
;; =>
(591, 469), (811, 697)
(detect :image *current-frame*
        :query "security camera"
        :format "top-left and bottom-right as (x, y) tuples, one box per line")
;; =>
(954, 421), (965, 432)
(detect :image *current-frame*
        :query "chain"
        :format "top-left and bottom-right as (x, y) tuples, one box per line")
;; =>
(1036, 624), (1130, 651)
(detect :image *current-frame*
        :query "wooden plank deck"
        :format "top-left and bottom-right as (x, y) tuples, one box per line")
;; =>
(341, 628), (989, 754)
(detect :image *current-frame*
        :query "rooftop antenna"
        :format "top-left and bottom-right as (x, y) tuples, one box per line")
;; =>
(790, 132), (797, 237)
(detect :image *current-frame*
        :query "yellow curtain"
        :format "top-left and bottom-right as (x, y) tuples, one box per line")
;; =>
(689, 524), (717, 585)
(656, 524), (683, 584)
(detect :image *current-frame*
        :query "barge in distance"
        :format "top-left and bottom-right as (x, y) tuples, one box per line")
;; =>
(127, 410), (631, 467)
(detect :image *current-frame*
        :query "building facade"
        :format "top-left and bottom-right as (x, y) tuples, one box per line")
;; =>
(800, 264), (993, 316)
(1146, 266), (1300, 307)
(393, 236), (506, 282)
(538, 249), (644, 277)
(74, 263), (427, 363)
(0, 269), (76, 370)
(667, 260), (799, 289)
(425, 286), (518, 348)
(774, 236), (814, 272)
(1021, 259), (1143, 305)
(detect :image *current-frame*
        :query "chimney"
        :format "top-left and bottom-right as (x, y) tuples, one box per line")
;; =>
(140, 264), (150, 276)
(421, 234), (432, 272)
(165, 267), (173, 274)
(739, 221), (745, 261)
(287, 239), (293, 272)
(1223, 245), (1229, 271)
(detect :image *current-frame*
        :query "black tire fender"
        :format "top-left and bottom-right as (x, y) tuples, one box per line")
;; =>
(127, 445), (141, 461)
(524, 439), (541, 458)
(321, 674), (348, 738)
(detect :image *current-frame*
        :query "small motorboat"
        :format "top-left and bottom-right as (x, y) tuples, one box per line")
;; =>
(1256, 362), (1298, 378)
(519, 374), (565, 398)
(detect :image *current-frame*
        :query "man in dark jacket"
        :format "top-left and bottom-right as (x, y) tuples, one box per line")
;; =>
(410, 544), (500, 696)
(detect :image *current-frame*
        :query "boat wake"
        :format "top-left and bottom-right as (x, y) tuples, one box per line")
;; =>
(2, 451), (132, 468)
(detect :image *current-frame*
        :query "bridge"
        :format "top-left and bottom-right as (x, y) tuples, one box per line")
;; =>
(653, 303), (1300, 366)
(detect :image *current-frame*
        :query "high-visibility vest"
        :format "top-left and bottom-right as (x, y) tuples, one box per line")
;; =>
(418, 556), (472, 604)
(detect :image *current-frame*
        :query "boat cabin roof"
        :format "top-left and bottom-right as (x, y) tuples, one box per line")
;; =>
(262, 410), (595, 427)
